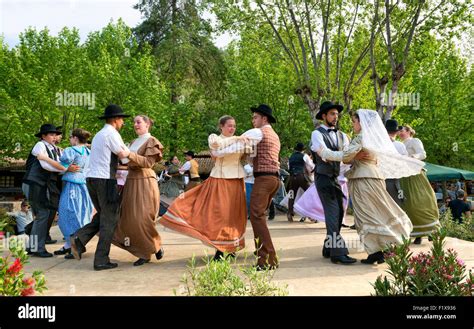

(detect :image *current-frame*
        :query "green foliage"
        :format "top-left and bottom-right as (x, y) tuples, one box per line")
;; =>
(0, 208), (16, 235)
(372, 229), (473, 296)
(0, 21), (169, 158)
(175, 252), (288, 296)
(0, 237), (47, 296)
(0, 3), (471, 170)
(395, 35), (474, 170)
(439, 211), (474, 242)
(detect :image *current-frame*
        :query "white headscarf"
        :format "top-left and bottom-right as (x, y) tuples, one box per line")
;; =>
(357, 109), (424, 179)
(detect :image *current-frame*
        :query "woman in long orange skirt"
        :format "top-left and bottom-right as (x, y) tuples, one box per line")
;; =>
(159, 115), (252, 260)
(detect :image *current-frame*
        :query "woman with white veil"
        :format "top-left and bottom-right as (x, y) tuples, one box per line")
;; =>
(317, 109), (424, 264)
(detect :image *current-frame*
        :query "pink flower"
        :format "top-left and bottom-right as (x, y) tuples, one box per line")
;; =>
(408, 268), (415, 275)
(456, 259), (465, 266)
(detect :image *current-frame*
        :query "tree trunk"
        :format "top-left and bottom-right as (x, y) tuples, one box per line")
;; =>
(297, 86), (320, 128)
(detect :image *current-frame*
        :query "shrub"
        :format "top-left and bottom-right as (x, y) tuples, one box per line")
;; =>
(439, 211), (473, 242)
(0, 207), (16, 236)
(175, 252), (288, 296)
(0, 238), (47, 296)
(373, 229), (473, 296)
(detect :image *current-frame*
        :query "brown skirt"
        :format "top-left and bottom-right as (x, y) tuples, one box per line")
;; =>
(113, 177), (162, 259)
(159, 177), (247, 252)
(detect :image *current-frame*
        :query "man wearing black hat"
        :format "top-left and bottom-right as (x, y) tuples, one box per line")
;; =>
(179, 151), (201, 191)
(385, 119), (408, 207)
(249, 104), (281, 270)
(287, 142), (314, 222)
(70, 104), (130, 271)
(310, 101), (357, 265)
(23, 124), (64, 257)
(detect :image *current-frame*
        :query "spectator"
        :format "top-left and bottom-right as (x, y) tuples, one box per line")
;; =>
(448, 190), (471, 223)
(447, 184), (457, 200)
(8, 200), (33, 235)
(439, 197), (451, 215)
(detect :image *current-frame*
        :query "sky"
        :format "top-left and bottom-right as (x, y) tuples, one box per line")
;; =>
(0, 0), (235, 49)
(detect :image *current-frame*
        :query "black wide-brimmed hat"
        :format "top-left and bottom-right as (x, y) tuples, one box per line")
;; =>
(316, 101), (343, 120)
(385, 119), (402, 133)
(34, 124), (62, 138)
(184, 151), (195, 158)
(294, 142), (305, 152)
(250, 104), (277, 123)
(98, 104), (131, 120)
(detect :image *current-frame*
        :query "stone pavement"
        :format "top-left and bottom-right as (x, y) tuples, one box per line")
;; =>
(21, 214), (474, 296)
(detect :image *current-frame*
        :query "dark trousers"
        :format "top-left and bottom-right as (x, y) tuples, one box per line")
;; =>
(316, 174), (348, 257)
(75, 178), (120, 266)
(287, 173), (310, 216)
(385, 179), (403, 207)
(27, 184), (56, 253)
(46, 211), (56, 240)
(249, 176), (280, 267)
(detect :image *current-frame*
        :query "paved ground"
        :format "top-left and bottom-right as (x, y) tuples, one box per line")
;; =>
(16, 211), (474, 296)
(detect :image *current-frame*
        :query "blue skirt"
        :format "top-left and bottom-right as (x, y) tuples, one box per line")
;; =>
(58, 181), (93, 238)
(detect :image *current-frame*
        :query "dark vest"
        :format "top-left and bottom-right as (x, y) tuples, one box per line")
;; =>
(313, 127), (341, 178)
(23, 142), (59, 187)
(288, 152), (306, 175)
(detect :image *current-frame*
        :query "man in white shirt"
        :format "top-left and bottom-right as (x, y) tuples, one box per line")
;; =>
(310, 101), (360, 265)
(70, 104), (130, 271)
(22, 124), (65, 257)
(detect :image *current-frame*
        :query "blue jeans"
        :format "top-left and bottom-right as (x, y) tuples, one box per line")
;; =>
(245, 182), (253, 218)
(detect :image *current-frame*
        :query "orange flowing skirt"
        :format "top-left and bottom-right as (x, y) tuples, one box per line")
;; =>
(159, 177), (247, 252)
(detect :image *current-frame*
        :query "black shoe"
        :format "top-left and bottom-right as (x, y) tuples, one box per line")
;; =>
(133, 258), (150, 266)
(361, 251), (385, 264)
(322, 250), (330, 259)
(70, 235), (86, 260)
(213, 250), (224, 261)
(26, 249), (34, 255)
(31, 251), (53, 258)
(268, 215), (275, 221)
(94, 262), (118, 271)
(330, 255), (357, 265)
(255, 263), (279, 271)
(341, 224), (349, 228)
(349, 225), (356, 230)
(54, 247), (71, 255)
(64, 253), (75, 260)
(155, 248), (164, 260)
(299, 217), (306, 222)
(413, 237), (422, 245)
(45, 239), (57, 245)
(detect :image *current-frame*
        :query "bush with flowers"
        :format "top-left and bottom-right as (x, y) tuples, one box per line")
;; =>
(0, 237), (47, 296)
(373, 228), (473, 296)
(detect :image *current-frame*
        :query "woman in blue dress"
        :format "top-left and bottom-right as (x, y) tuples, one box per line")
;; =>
(37, 128), (93, 259)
